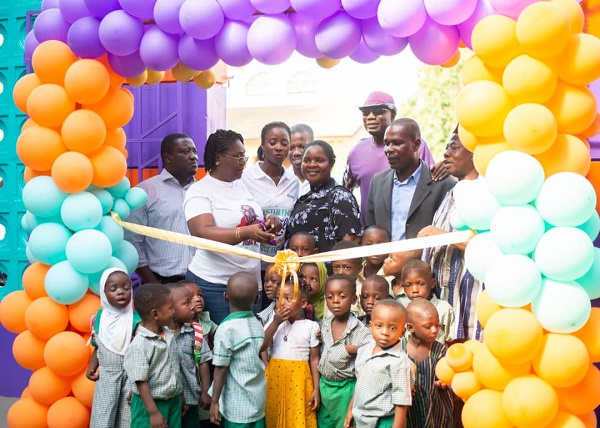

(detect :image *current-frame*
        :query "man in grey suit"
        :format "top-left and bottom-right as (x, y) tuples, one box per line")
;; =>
(366, 118), (455, 240)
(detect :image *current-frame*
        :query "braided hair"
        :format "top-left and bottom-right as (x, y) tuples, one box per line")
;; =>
(204, 129), (244, 172)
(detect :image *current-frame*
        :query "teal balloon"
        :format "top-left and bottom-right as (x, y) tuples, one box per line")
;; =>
(66, 229), (112, 274)
(28, 222), (71, 265)
(532, 278), (591, 333)
(107, 177), (131, 198)
(23, 211), (63, 232)
(88, 257), (128, 295)
(455, 178), (501, 231)
(22, 176), (68, 218)
(112, 198), (131, 220)
(90, 189), (114, 215)
(484, 150), (544, 205)
(113, 240), (139, 274)
(576, 247), (600, 299)
(484, 254), (542, 307)
(490, 205), (544, 254)
(45, 260), (89, 305)
(26, 243), (38, 264)
(21, 213), (32, 233)
(535, 172), (596, 227)
(450, 209), (469, 231)
(95, 215), (124, 251)
(577, 211), (600, 241)
(534, 227), (594, 281)
(464, 232), (504, 282)
(124, 187), (148, 211)
(61, 192), (103, 231)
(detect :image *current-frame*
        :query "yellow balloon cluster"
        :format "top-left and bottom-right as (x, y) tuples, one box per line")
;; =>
(457, 0), (600, 177)
(124, 61), (219, 89)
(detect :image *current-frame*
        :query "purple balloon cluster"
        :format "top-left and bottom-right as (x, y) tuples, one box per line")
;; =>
(27, 0), (532, 71)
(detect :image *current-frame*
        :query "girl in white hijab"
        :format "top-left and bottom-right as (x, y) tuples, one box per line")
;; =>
(87, 267), (138, 428)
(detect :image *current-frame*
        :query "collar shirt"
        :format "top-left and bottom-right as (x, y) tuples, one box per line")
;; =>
(172, 324), (213, 404)
(390, 163), (422, 241)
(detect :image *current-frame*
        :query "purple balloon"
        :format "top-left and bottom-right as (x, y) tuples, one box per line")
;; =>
(408, 17), (459, 65)
(42, 0), (60, 10)
(107, 51), (146, 77)
(377, 0), (426, 38)
(290, 0), (341, 22)
(216, 0), (255, 20)
(67, 16), (106, 58)
(250, 0), (290, 14)
(350, 37), (380, 63)
(458, 0), (495, 49)
(315, 11), (361, 59)
(33, 8), (70, 43)
(425, 0), (478, 26)
(247, 14), (296, 65)
(361, 16), (407, 56)
(178, 34), (220, 71)
(84, 0), (120, 18)
(288, 12), (321, 58)
(99, 10), (144, 56)
(139, 26), (180, 71)
(342, 0), (379, 19)
(59, 0), (92, 24)
(24, 31), (40, 62)
(489, 0), (538, 19)
(154, 0), (185, 34)
(215, 20), (253, 67)
(179, 0), (225, 40)
(119, 0), (157, 20)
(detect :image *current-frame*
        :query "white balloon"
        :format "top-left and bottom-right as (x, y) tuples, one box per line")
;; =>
(489, 205), (545, 254)
(464, 231), (504, 281)
(532, 278), (591, 333)
(456, 177), (501, 231)
(534, 227), (594, 282)
(484, 253), (542, 307)
(485, 150), (544, 205)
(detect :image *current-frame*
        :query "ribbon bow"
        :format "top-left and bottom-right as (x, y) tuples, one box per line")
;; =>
(272, 249), (301, 305)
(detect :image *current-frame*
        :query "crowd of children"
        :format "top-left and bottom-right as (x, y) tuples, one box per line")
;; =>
(87, 229), (461, 428)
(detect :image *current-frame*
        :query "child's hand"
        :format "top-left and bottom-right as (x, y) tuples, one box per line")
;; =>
(273, 305), (290, 324)
(200, 392), (211, 410)
(149, 410), (168, 428)
(434, 380), (449, 389)
(309, 389), (320, 411)
(344, 410), (354, 428)
(210, 402), (221, 425)
(86, 368), (99, 381)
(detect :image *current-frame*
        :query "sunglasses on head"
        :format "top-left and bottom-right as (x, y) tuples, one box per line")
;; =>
(359, 105), (393, 117)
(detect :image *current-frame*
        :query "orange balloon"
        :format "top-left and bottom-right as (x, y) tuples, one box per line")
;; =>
(12, 330), (46, 370)
(572, 308), (600, 362)
(68, 294), (100, 333)
(25, 297), (69, 340)
(64, 59), (110, 104)
(22, 262), (50, 300)
(96, 54), (125, 88)
(29, 366), (72, 405)
(535, 133), (591, 178)
(21, 117), (38, 132)
(44, 331), (89, 377)
(16, 126), (67, 171)
(474, 141), (513, 176)
(31, 40), (77, 85)
(475, 289), (503, 327)
(0, 290), (33, 333)
(23, 167), (50, 183)
(27, 84), (76, 128)
(61, 109), (107, 154)
(502, 375), (559, 427)
(12, 73), (42, 114)
(446, 343), (474, 372)
(47, 397), (90, 428)
(577, 411), (598, 428)
(104, 127), (127, 151)
(556, 364), (600, 415)
(316, 57), (340, 69)
(85, 88), (134, 129)
(51, 151), (94, 193)
(71, 370), (95, 407)
(473, 343), (531, 391)
(451, 370), (481, 401)
(435, 356), (456, 385)
(20, 387), (33, 399)
(6, 398), (49, 428)
(462, 389), (513, 428)
(89, 146), (128, 187)
(441, 50), (460, 68)
(546, 83), (598, 135)
(578, 114), (600, 140)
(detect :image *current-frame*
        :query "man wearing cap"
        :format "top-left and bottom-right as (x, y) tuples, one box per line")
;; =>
(343, 91), (438, 224)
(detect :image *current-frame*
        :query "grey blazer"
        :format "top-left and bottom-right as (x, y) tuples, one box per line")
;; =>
(365, 160), (456, 239)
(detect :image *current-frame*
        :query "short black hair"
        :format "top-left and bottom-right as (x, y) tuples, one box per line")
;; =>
(291, 124), (314, 140)
(372, 298), (407, 319)
(161, 133), (190, 162)
(204, 129), (244, 172)
(133, 283), (171, 319)
(283, 276), (309, 298)
(288, 231), (316, 246)
(304, 140), (335, 166)
(391, 118), (421, 140)
(226, 272), (258, 310)
(401, 259), (433, 280)
(363, 225), (391, 241)
(331, 240), (363, 264)
(364, 274), (390, 292)
(326, 273), (357, 294)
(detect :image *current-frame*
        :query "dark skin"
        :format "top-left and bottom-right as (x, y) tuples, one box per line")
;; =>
(361, 228), (390, 277)
(261, 126), (290, 186)
(325, 279), (360, 356)
(290, 130), (311, 182)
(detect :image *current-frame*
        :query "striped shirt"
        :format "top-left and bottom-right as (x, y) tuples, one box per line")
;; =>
(423, 190), (483, 340)
(125, 169), (196, 277)
(172, 324), (212, 405)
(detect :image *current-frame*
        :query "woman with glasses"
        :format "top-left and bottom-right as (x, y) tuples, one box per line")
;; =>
(183, 129), (281, 323)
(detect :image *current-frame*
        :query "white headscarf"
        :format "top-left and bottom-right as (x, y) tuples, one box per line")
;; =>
(98, 267), (134, 355)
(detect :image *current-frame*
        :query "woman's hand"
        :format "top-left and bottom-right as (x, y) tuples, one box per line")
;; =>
(241, 224), (277, 245)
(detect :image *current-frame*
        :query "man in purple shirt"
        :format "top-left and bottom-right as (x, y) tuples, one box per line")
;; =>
(343, 91), (439, 224)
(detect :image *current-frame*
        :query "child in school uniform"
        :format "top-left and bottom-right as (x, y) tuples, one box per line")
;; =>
(318, 274), (371, 428)
(262, 278), (321, 428)
(288, 231), (318, 258)
(331, 241), (364, 316)
(403, 299), (454, 428)
(396, 260), (456, 344)
(258, 264), (283, 326)
(299, 261), (328, 321)
(209, 272), (267, 428)
(382, 249), (423, 299)
(345, 300), (413, 428)
(358, 275), (392, 327)
(181, 280), (218, 349)
(87, 268), (140, 428)
(124, 283), (184, 428)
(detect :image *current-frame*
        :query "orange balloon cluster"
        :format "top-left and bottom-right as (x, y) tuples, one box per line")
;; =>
(13, 40), (130, 193)
(457, 0), (599, 177)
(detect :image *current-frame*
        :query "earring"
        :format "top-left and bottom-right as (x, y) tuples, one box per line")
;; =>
(215, 161), (220, 166)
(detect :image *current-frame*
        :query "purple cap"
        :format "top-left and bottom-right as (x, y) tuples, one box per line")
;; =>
(359, 91), (396, 113)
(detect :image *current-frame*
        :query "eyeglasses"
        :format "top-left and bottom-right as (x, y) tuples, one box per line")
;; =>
(222, 154), (249, 165)
(359, 105), (394, 117)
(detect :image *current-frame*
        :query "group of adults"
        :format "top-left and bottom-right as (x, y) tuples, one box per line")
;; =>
(125, 91), (482, 340)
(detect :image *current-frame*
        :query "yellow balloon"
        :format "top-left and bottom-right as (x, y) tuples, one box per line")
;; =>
(125, 70), (148, 87)
(484, 308), (544, 364)
(534, 133), (591, 178)
(461, 55), (503, 85)
(456, 80), (513, 137)
(474, 141), (513, 176)
(434, 356), (456, 385)
(557, 33), (600, 85)
(446, 343), (474, 372)
(463, 339), (483, 355)
(451, 371), (481, 401)
(462, 389), (513, 428)
(532, 333), (590, 388)
(503, 54), (558, 104)
(547, 411), (587, 428)
(471, 15), (523, 68)
(550, 0), (584, 34)
(473, 343), (531, 391)
(516, 2), (571, 58)
(172, 61), (201, 82)
(577, 411), (598, 428)
(193, 70), (217, 89)
(475, 289), (502, 327)
(146, 69), (165, 85)
(502, 375), (559, 428)
(503, 103), (558, 155)
(546, 83), (597, 135)
(316, 57), (340, 69)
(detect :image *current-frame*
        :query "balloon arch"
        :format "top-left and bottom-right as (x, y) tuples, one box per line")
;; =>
(2, 0), (600, 426)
